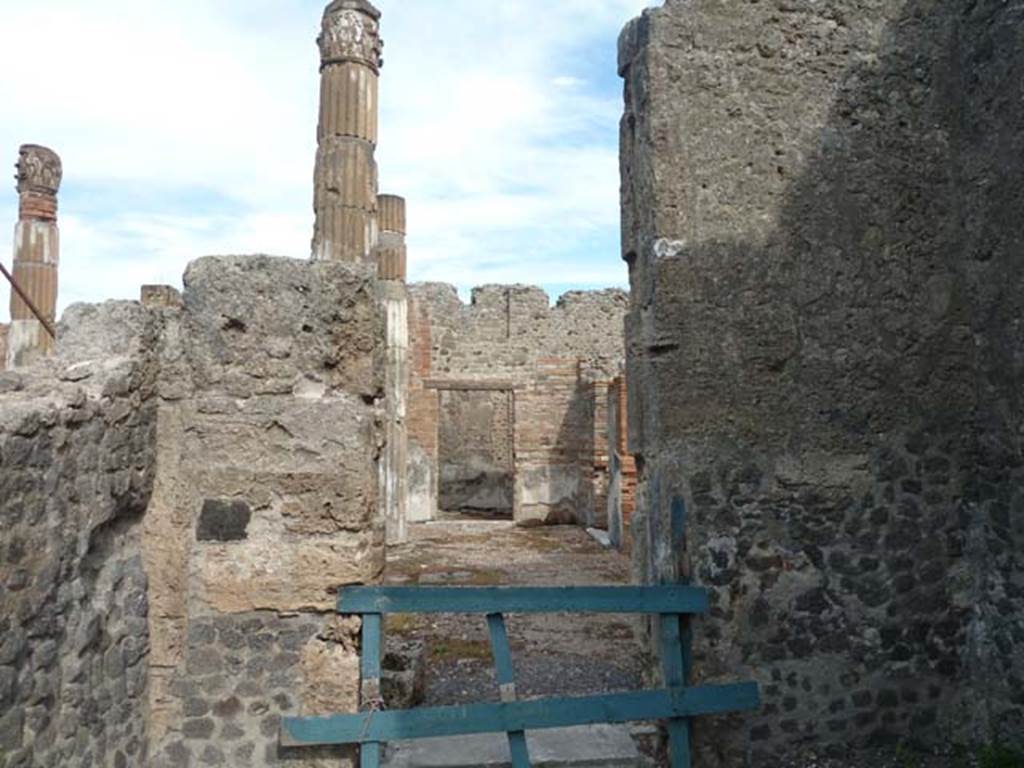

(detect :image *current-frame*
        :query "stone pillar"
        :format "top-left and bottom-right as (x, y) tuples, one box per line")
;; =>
(606, 375), (636, 551)
(7, 144), (61, 369)
(0, 323), (7, 372)
(312, 0), (383, 263)
(375, 194), (407, 280)
(376, 194), (409, 543)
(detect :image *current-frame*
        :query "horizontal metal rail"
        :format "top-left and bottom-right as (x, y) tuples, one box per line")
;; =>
(336, 585), (710, 615)
(281, 683), (760, 747)
(285, 586), (760, 768)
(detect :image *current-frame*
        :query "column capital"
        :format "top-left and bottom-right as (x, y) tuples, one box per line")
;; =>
(319, 0), (383, 73)
(15, 144), (62, 198)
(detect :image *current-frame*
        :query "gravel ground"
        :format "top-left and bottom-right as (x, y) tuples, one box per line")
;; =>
(383, 520), (647, 708)
(381, 521), (1002, 768)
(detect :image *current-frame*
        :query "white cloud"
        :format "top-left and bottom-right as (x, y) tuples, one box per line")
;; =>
(0, 0), (657, 321)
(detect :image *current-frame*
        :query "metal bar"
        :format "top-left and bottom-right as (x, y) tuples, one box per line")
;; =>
(661, 615), (692, 768)
(0, 260), (56, 340)
(337, 586), (710, 616)
(487, 613), (531, 768)
(360, 613), (382, 768)
(664, 496), (693, 768)
(280, 683), (761, 747)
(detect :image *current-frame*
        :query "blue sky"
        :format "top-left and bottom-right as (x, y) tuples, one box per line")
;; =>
(0, 0), (657, 321)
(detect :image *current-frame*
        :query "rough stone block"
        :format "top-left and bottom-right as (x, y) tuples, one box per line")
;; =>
(183, 256), (382, 399)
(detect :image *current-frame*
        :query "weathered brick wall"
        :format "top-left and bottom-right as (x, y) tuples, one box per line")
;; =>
(407, 283), (627, 525)
(588, 379), (612, 529)
(513, 359), (592, 524)
(0, 303), (159, 767)
(621, 0), (1024, 763)
(407, 294), (438, 523)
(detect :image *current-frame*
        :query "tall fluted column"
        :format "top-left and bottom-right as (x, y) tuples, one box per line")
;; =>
(375, 194), (409, 543)
(312, 0), (383, 263)
(7, 144), (61, 369)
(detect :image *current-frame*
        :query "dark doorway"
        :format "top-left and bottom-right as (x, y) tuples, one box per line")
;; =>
(437, 389), (514, 518)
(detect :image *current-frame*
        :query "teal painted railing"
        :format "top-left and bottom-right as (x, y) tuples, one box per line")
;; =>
(280, 586), (760, 768)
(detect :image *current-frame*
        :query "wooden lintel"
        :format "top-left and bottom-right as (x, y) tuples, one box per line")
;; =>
(422, 379), (523, 391)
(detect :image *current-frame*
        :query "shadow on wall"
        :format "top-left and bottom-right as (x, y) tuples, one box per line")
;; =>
(624, 0), (1024, 761)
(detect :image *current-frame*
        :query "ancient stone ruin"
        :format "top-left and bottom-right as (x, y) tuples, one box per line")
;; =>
(406, 284), (628, 527)
(1, 0), (1022, 766)
(621, 0), (1024, 763)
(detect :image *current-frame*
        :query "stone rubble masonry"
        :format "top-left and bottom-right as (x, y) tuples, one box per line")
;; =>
(7, 144), (61, 370)
(140, 284), (184, 310)
(312, 0), (383, 263)
(147, 256), (384, 768)
(407, 283), (627, 526)
(0, 255), (387, 768)
(620, 0), (1024, 763)
(0, 302), (159, 768)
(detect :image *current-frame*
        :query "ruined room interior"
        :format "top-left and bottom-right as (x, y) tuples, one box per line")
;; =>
(1, 0), (1022, 767)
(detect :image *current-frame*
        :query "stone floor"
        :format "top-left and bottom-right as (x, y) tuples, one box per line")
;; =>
(383, 519), (649, 708)
(381, 520), (650, 767)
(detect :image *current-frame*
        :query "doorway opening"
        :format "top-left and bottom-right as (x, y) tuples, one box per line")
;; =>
(436, 388), (515, 520)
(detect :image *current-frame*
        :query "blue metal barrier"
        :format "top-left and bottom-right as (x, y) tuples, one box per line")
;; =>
(280, 586), (760, 768)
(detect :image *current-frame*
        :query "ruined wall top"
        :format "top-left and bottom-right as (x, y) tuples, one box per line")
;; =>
(319, 0), (383, 73)
(409, 282), (627, 380)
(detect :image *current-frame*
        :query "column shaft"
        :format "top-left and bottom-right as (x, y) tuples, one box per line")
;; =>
(312, 1), (383, 263)
(7, 145), (61, 369)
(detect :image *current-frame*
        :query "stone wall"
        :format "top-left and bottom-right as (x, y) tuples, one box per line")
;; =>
(0, 324), (7, 372)
(1, 255), (386, 767)
(144, 256), (384, 768)
(620, 0), (1024, 763)
(0, 303), (158, 768)
(407, 283), (627, 525)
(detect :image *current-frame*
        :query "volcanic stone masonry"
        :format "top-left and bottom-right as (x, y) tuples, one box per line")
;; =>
(620, 0), (1024, 763)
(0, 256), (387, 768)
(406, 284), (628, 527)
(6, 145), (61, 370)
